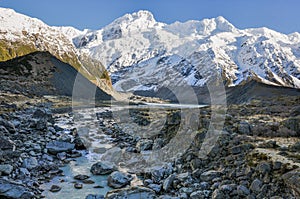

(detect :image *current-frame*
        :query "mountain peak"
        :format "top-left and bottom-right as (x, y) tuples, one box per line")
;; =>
(112, 10), (157, 26)
(132, 10), (155, 21)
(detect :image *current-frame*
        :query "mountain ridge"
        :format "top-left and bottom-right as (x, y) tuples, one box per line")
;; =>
(70, 10), (300, 92)
(0, 7), (114, 97)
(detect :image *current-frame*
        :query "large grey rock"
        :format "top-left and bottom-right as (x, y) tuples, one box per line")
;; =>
(0, 164), (13, 175)
(90, 161), (116, 175)
(46, 141), (75, 154)
(106, 186), (156, 199)
(107, 171), (132, 188)
(282, 169), (300, 197)
(200, 170), (222, 182)
(22, 157), (38, 170)
(0, 179), (34, 198)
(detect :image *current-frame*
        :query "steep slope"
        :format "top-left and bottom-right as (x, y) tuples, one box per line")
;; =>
(0, 7), (113, 95)
(73, 10), (300, 92)
(0, 51), (112, 100)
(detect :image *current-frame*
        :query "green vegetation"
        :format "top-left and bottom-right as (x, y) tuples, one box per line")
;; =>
(0, 40), (36, 62)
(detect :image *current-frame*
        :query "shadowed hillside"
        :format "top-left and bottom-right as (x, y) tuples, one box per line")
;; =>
(0, 51), (113, 101)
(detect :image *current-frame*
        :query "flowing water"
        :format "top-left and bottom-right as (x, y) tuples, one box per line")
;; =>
(41, 103), (206, 198)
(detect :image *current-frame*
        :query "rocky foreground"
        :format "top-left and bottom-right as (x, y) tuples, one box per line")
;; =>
(0, 95), (299, 199)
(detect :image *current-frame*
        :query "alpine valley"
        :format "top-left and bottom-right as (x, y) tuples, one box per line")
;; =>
(0, 7), (300, 199)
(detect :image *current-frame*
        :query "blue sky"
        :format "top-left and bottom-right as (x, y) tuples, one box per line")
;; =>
(0, 0), (299, 34)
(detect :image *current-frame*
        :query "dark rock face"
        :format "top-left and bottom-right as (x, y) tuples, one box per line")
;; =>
(0, 51), (113, 101)
(0, 179), (34, 199)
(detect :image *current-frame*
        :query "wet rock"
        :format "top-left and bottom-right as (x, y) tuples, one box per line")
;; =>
(163, 174), (175, 191)
(282, 169), (300, 197)
(46, 141), (75, 155)
(106, 186), (156, 199)
(200, 170), (222, 182)
(90, 161), (117, 175)
(49, 184), (61, 192)
(83, 179), (95, 184)
(74, 183), (83, 189)
(85, 194), (104, 199)
(22, 157), (38, 170)
(0, 164), (13, 175)
(107, 171), (132, 189)
(57, 152), (67, 160)
(73, 136), (87, 150)
(0, 179), (34, 198)
(74, 174), (90, 180)
(250, 179), (262, 193)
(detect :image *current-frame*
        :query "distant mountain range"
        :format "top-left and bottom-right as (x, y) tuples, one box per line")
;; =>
(0, 8), (300, 102)
(72, 10), (300, 92)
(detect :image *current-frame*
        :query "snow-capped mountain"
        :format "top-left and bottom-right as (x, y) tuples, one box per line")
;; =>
(72, 10), (300, 92)
(0, 7), (113, 94)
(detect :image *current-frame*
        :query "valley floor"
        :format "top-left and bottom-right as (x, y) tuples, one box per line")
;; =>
(0, 92), (299, 198)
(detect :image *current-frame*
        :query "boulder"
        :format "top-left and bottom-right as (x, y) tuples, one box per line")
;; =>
(90, 161), (116, 175)
(0, 179), (34, 198)
(46, 141), (75, 155)
(107, 171), (132, 188)
(106, 186), (156, 199)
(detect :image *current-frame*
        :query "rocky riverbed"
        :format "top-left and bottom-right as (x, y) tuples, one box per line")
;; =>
(0, 95), (299, 199)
